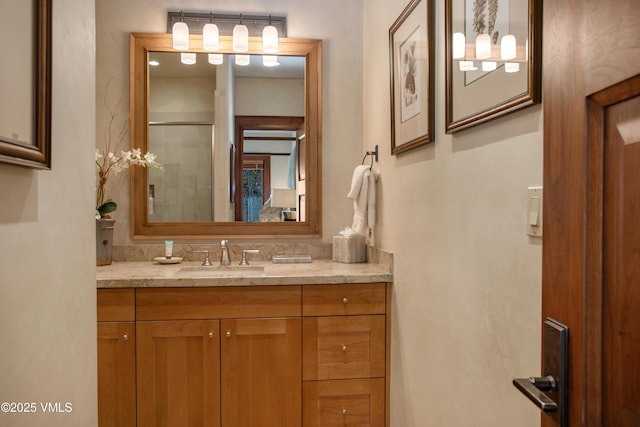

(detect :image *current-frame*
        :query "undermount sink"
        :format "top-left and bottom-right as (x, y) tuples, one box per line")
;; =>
(175, 265), (265, 276)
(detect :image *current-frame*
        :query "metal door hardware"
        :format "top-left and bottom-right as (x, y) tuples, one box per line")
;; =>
(513, 318), (568, 427)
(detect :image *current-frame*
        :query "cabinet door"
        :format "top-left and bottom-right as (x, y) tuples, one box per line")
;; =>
(137, 320), (220, 427)
(221, 318), (301, 427)
(98, 322), (136, 427)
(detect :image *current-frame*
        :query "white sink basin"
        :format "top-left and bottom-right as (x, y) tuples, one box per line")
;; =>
(175, 265), (265, 277)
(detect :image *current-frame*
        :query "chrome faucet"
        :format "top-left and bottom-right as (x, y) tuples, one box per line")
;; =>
(220, 240), (231, 266)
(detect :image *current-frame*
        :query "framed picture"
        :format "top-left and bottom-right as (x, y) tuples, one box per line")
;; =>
(445, 0), (541, 132)
(0, 0), (52, 169)
(389, 0), (434, 155)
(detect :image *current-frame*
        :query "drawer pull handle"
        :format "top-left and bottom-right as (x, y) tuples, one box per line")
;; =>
(208, 331), (214, 338)
(226, 331), (232, 338)
(123, 334), (129, 341)
(342, 297), (348, 304)
(341, 345), (348, 352)
(342, 408), (347, 415)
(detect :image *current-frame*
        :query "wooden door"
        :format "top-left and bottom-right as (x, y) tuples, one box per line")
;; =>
(97, 322), (136, 427)
(136, 320), (220, 427)
(221, 318), (301, 427)
(542, 0), (640, 425)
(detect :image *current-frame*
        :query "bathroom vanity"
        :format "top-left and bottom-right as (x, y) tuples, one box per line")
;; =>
(97, 260), (392, 427)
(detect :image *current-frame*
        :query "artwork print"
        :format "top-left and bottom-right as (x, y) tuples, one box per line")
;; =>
(400, 26), (422, 122)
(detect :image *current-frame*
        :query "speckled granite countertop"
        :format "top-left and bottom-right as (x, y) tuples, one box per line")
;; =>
(96, 260), (393, 288)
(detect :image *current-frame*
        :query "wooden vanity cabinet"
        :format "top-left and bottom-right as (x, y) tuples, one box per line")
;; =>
(97, 283), (390, 427)
(97, 289), (136, 427)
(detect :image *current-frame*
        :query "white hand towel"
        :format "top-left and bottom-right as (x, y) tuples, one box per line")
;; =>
(367, 170), (377, 232)
(347, 165), (370, 200)
(351, 169), (370, 235)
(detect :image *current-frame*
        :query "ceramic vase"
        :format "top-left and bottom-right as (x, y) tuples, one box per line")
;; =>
(96, 218), (116, 266)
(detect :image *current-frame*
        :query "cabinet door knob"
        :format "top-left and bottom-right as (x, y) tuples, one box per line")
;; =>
(341, 345), (348, 352)
(342, 297), (348, 304)
(123, 334), (129, 341)
(342, 408), (348, 415)
(208, 331), (214, 338)
(225, 330), (231, 338)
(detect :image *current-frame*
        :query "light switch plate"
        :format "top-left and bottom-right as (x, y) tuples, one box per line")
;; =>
(527, 186), (543, 237)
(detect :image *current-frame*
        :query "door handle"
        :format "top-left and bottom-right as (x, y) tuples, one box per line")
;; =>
(512, 377), (558, 412)
(513, 318), (568, 427)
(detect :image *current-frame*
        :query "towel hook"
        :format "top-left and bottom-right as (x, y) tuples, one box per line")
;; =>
(361, 145), (379, 170)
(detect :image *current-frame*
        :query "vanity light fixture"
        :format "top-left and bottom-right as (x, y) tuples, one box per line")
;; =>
(203, 13), (220, 51)
(148, 60), (160, 67)
(452, 32), (527, 73)
(233, 14), (249, 52)
(167, 12), (287, 54)
(262, 15), (279, 53)
(172, 11), (189, 50)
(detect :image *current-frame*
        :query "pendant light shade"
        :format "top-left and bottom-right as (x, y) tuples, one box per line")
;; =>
(263, 55), (280, 67)
(475, 34), (491, 59)
(235, 54), (250, 66)
(501, 35), (516, 60)
(233, 24), (249, 52)
(172, 21), (189, 50)
(453, 32), (466, 59)
(262, 25), (279, 53)
(181, 52), (196, 65)
(208, 53), (223, 65)
(203, 23), (220, 51)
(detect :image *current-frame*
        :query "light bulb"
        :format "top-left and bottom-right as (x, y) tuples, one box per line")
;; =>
(475, 34), (491, 59)
(203, 23), (219, 51)
(501, 35), (516, 60)
(235, 54), (250, 66)
(181, 52), (196, 65)
(172, 21), (189, 50)
(208, 53), (223, 65)
(453, 32), (466, 59)
(262, 25), (279, 53)
(233, 24), (249, 52)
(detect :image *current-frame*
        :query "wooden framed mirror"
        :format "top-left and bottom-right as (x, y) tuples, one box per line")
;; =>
(130, 33), (322, 239)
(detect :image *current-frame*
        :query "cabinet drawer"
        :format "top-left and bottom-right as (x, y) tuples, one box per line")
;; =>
(136, 286), (301, 320)
(303, 315), (385, 380)
(98, 289), (135, 322)
(303, 378), (385, 427)
(302, 284), (386, 316)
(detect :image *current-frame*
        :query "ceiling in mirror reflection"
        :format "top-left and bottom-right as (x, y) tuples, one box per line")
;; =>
(148, 52), (305, 79)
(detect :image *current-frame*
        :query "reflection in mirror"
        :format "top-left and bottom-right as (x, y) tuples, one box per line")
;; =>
(130, 33), (322, 238)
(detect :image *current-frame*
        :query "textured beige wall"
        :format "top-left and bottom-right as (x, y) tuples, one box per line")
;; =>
(0, 0), (97, 426)
(363, 1), (542, 426)
(96, 0), (364, 244)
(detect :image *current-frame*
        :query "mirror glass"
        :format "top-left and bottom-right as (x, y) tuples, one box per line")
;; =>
(130, 34), (322, 238)
(147, 52), (305, 223)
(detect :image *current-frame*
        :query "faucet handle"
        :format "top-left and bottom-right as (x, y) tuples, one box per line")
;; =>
(240, 249), (260, 266)
(192, 250), (212, 266)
